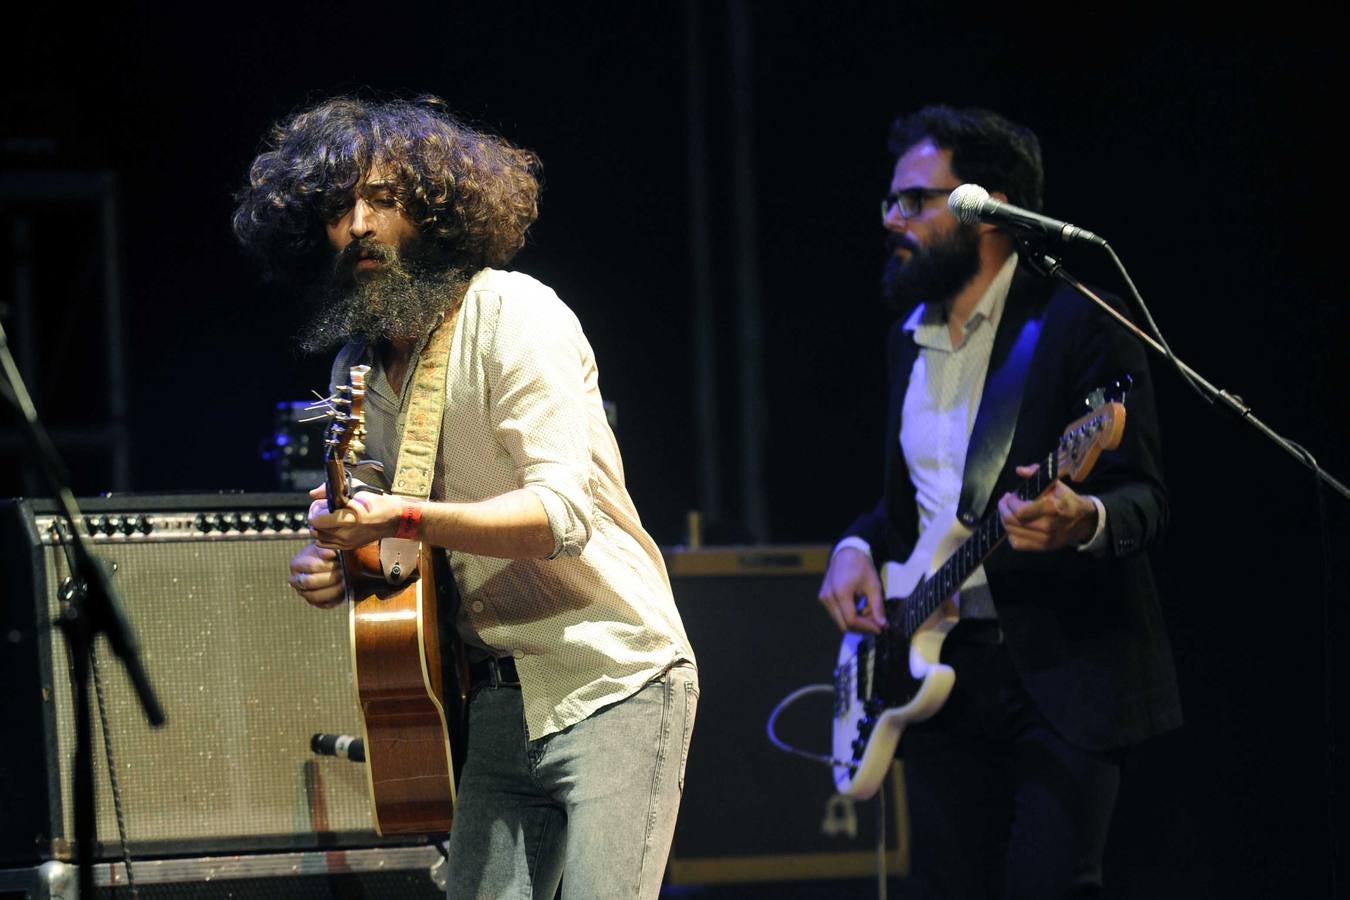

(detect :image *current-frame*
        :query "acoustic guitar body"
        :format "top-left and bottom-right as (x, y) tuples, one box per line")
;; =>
(347, 541), (457, 835)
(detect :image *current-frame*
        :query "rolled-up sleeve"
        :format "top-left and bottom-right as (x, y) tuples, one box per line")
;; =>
(483, 278), (596, 558)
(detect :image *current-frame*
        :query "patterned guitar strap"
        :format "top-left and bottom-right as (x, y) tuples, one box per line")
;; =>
(379, 299), (468, 740)
(377, 301), (462, 600)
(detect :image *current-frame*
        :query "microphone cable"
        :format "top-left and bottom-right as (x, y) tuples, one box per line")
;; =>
(54, 519), (141, 899)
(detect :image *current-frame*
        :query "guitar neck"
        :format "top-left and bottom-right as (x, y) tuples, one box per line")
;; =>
(325, 459), (350, 513)
(894, 448), (1059, 636)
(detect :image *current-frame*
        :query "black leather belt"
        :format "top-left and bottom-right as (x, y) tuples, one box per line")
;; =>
(469, 655), (520, 687)
(947, 619), (1005, 645)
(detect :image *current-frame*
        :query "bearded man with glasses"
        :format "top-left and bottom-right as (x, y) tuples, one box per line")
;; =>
(818, 105), (1181, 898)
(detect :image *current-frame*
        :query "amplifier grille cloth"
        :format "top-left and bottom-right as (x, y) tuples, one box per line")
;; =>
(44, 536), (376, 852)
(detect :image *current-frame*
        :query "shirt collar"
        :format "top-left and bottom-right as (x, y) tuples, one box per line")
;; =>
(902, 252), (1020, 350)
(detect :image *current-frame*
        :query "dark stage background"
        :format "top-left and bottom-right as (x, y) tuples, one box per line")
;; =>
(4, 4), (1347, 898)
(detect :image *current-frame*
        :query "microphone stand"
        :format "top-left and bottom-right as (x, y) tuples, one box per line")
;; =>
(0, 320), (165, 898)
(1019, 237), (1347, 894)
(1014, 238), (1350, 501)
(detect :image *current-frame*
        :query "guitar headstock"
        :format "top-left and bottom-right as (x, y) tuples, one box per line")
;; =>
(324, 365), (371, 463)
(1082, 373), (1133, 410)
(1055, 400), (1125, 483)
(323, 364), (372, 510)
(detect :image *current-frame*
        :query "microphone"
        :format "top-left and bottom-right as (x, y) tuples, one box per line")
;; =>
(948, 184), (1105, 246)
(310, 732), (365, 762)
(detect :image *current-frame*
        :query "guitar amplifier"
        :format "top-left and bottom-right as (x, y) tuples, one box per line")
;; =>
(0, 494), (414, 867)
(665, 545), (909, 884)
(0, 846), (446, 899)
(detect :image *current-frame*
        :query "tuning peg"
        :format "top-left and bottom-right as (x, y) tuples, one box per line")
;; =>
(1084, 373), (1134, 408)
(1106, 373), (1133, 404)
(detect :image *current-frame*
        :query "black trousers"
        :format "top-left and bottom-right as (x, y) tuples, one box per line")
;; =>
(900, 629), (1123, 900)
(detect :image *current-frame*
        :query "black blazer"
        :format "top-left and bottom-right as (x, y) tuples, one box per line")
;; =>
(844, 266), (1182, 751)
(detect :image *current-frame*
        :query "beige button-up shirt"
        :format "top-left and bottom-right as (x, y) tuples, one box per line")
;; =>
(335, 268), (694, 740)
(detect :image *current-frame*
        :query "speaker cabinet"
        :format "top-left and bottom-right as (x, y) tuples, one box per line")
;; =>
(665, 546), (908, 884)
(0, 495), (403, 866)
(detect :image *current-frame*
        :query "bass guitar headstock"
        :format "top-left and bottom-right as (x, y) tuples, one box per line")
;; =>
(1056, 397), (1125, 484)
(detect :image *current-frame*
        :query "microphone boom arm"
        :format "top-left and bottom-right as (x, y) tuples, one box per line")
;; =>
(1016, 239), (1349, 502)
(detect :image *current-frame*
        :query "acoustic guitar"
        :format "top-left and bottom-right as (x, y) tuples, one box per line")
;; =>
(324, 364), (462, 834)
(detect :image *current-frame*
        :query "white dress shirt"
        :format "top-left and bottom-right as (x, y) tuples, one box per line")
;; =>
(837, 254), (1105, 618)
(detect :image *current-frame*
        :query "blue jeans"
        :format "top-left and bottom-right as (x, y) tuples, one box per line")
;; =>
(445, 663), (698, 899)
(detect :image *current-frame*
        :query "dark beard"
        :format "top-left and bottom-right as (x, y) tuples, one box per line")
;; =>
(879, 224), (981, 314)
(298, 237), (473, 353)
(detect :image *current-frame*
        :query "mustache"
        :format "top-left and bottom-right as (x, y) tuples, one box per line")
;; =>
(333, 239), (398, 279)
(885, 233), (920, 256)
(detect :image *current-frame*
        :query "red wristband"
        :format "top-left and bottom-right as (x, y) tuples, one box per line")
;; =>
(395, 501), (422, 540)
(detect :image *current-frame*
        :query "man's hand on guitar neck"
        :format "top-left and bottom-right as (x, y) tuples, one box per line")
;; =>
(997, 464), (1101, 552)
(818, 546), (886, 635)
(308, 485), (414, 550)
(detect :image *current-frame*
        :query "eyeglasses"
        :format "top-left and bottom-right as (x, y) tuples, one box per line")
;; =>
(880, 188), (953, 222)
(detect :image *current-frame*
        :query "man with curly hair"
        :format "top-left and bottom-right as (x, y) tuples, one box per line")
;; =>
(817, 106), (1180, 897)
(234, 96), (697, 900)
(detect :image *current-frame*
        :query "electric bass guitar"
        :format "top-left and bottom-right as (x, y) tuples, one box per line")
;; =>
(324, 365), (462, 834)
(831, 391), (1127, 800)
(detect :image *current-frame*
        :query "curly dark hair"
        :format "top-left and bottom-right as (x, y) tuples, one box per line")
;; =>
(888, 105), (1043, 213)
(233, 95), (540, 280)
